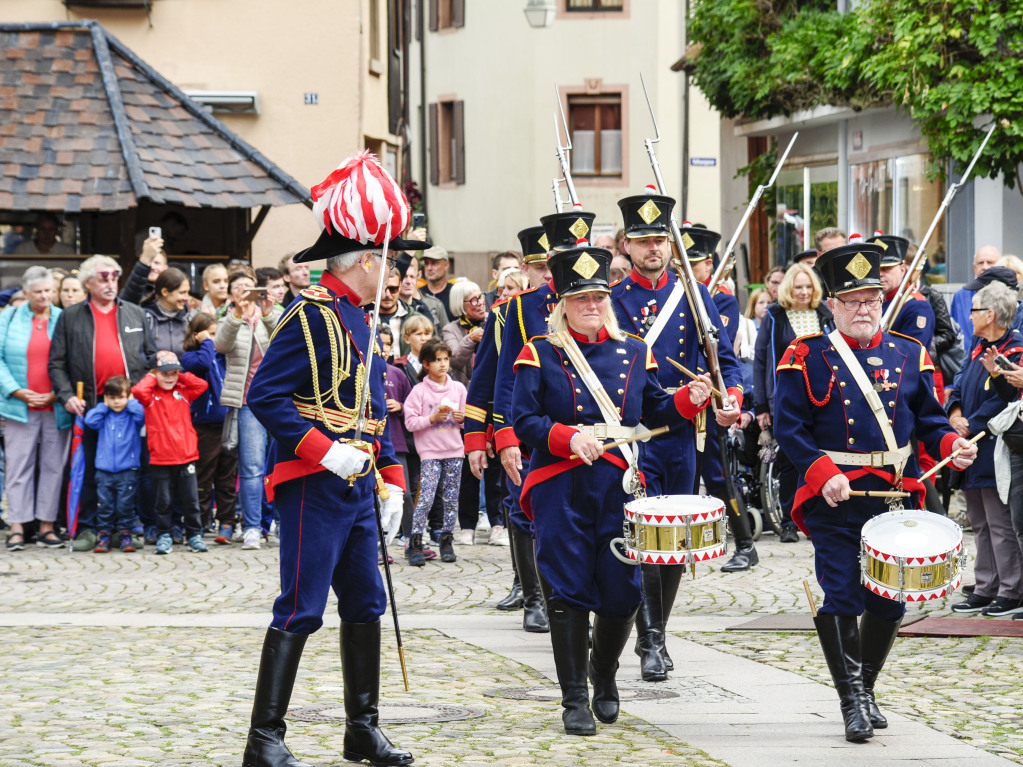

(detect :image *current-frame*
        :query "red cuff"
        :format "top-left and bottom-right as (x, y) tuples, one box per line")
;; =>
(727, 387), (743, 411)
(940, 432), (960, 465)
(379, 464), (406, 492)
(464, 431), (488, 453)
(295, 428), (334, 466)
(494, 426), (520, 452)
(673, 386), (708, 420)
(548, 423), (580, 459)
(805, 454), (842, 495)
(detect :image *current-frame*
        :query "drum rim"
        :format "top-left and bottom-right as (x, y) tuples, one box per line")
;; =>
(624, 505), (725, 525)
(861, 509), (963, 560)
(863, 570), (963, 601)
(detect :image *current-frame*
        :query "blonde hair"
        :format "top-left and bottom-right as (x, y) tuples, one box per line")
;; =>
(744, 287), (768, 319)
(498, 267), (528, 294)
(778, 262), (823, 310)
(546, 292), (625, 345)
(996, 255), (1023, 285)
(402, 313), (434, 338)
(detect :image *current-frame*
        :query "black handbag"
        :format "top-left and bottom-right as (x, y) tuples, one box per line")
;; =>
(1001, 416), (1023, 453)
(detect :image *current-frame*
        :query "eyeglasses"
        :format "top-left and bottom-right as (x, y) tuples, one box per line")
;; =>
(93, 271), (121, 283)
(970, 307), (991, 313)
(833, 296), (882, 310)
(463, 295), (484, 306)
(385, 286), (400, 294)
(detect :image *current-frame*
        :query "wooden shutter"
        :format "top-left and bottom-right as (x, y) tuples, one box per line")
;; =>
(428, 0), (438, 31)
(452, 100), (465, 184)
(453, 0), (465, 27)
(429, 102), (439, 185)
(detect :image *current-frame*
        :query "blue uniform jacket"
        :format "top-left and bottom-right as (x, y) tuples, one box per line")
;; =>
(710, 284), (740, 346)
(247, 271), (405, 501)
(774, 329), (958, 532)
(463, 297), (509, 454)
(883, 290), (935, 350)
(945, 329), (1023, 489)
(493, 281), (558, 452)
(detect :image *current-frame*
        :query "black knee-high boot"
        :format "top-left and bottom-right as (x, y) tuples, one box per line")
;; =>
(546, 599), (596, 736)
(860, 612), (902, 729)
(814, 614), (873, 742)
(657, 564), (685, 672)
(589, 609), (638, 724)
(340, 622), (414, 766)
(496, 513), (523, 610)
(633, 565), (668, 681)
(514, 528), (549, 633)
(243, 628), (311, 767)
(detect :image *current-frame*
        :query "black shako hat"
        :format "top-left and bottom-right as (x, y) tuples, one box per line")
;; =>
(548, 244), (612, 298)
(517, 225), (549, 265)
(867, 232), (911, 267)
(540, 208), (597, 253)
(679, 222), (721, 263)
(293, 227), (429, 264)
(814, 243), (884, 296)
(618, 186), (675, 238)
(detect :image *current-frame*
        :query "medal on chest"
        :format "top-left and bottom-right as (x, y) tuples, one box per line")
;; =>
(641, 299), (658, 329)
(872, 368), (897, 392)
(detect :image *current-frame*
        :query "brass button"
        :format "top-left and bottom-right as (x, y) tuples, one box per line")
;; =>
(623, 360), (629, 365)
(619, 373), (626, 379)
(844, 399), (851, 406)
(679, 325), (685, 330)
(576, 405), (584, 411)
(889, 401), (895, 407)
(848, 438), (855, 444)
(848, 419), (854, 425)
(832, 365), (839, 371)
(571, 373), (577, 378)
(840, 381), (846, 387)
(617, 388), (624, 394)
(575, 388), (581, 394)
(888, 419), (893, 425)
(889, 343), (896, 348)
(633, 317), (638, 322)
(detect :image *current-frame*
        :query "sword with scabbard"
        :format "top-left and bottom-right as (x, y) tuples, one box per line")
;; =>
(348, 218), (410, 691)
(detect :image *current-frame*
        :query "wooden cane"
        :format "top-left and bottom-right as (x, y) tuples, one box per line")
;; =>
(569, 425), (672, 461)
(803, 579), (818, 617)
(918, 431), (985, 483)
(666, 358), (724, 399)
(76, 381), (84, 400)
(848, 490), (911, 498)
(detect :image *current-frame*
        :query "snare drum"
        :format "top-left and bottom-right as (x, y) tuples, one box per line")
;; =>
(860, 509), (966, 602)
(610, 495), (727, 566)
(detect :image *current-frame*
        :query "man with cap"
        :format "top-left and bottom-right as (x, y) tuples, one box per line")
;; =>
(464, 224), (551, 632)
(773, 242), (977, 743)
(793, 248), (819, 267)
(960, 265), (1023, 337)
(511, 241), (712, 736)
(611, 191), (749, 685)
(242, 151), (423, 767)
(421, 245), (457, 322)
(870, 232), (935, 348)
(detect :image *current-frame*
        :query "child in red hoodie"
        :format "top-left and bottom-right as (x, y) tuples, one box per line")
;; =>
(132, 351), (209, 555)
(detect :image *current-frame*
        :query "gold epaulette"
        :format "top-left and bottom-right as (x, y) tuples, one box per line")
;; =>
(889, 330), (923, 348)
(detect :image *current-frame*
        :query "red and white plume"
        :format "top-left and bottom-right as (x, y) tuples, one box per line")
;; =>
(309, 151), (410, 245)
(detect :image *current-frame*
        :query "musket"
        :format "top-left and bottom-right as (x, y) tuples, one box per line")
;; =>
(553, 87), (581, 208)
(639, 74), (730, 410)
(707, 133), (798, 296)
(552, 177), (565, 212)
(881, 123), (997, 332)
(350, 217), (410, 691)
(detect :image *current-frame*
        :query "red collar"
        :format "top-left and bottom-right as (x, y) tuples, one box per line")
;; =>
(547, 279), (557, 293)
(971, 330), (1017, 361)
(629, 269), (669, 290)
(318, 270), (364, 305)
(884, 289), (897, 301)
(568, 326), (610, 344)
(839, 329), (882, 349)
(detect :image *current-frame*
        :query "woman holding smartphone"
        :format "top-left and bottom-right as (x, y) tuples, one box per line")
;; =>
(215, 271), (282, 551)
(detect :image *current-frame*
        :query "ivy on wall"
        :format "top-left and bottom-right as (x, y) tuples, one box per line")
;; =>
(685, 0), (1023, 187)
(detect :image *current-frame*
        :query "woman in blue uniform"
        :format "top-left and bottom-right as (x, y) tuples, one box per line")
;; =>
(511, 243), (712, 736)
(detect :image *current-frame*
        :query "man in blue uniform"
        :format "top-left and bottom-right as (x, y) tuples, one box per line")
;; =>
(871, 232), (935, 348)
(611, 191), (748, 683)
(773, 242), (976, 743)
(464, 224), (550, 632)
(242, 152), (423, 767)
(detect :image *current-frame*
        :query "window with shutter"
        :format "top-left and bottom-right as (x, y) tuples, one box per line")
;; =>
(568, 94), (622, 178)
(429, 99), (464, 186)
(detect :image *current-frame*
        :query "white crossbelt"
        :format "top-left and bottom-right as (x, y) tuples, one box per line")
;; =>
(822, 445), (913, 468)
(643, 278), (685, 347)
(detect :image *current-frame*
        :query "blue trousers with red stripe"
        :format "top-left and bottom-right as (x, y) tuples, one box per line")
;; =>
(270, 471), (387, 634)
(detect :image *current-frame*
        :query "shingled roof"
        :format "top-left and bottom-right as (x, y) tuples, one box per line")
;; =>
(0, 21), (310, 213)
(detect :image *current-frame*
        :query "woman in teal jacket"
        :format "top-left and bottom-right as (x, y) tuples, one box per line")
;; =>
(0, 266), (72, 551)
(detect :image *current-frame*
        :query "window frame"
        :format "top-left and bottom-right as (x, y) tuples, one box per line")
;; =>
(558, 84), (629, 187)
(558, 0), (629, 20)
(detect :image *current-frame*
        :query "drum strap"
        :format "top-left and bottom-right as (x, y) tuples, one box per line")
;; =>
(644, 278), (685, 347)
(555, 329), (642, 495)
(828, 330), (907, 482)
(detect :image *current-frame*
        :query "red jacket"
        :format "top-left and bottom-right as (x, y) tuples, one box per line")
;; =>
(132, 372), (208, 465)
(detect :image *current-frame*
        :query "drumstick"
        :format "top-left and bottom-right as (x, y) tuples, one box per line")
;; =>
(918, 431), (986, 482)
(848, 490), (911, 498)
(666, 358), (724, 399)
(802, 579), (818, 617)
(569, 425), (672, 461)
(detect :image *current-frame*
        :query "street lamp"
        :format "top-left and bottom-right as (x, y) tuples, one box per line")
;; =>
(524, 0), (556, 28)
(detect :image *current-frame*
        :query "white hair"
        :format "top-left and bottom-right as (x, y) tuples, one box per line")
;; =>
(21, 265), (54, 292)
(325, 249), (372, 275)
(78, 255), (121, 287)
(546, 293), (625, 344)
(449, 280), (480, 318)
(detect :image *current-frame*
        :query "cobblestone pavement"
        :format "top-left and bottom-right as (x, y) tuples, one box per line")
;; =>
(0, 527), (1020, 766)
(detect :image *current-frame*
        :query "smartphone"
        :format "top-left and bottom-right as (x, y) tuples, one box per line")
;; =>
(994, 354), (1016, 371)
(412, 212), (426, 230)
(243, 287), (268, 302)
(149, 226), (162, 240)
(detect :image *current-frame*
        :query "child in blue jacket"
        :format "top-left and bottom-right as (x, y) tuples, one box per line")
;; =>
(83, 376), (145, 552)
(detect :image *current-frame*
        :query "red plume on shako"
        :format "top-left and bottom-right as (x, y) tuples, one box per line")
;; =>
(310, 150), (410, 245)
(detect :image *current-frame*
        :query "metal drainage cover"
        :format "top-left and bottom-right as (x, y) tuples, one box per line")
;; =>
(289, 703), (484, 724)
(486, 686), (678, 702)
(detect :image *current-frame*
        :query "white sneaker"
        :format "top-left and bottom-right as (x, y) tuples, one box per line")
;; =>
(488, 525), (509, 546)
(241, 529), (262, 550)
(455, 528), (475, 545)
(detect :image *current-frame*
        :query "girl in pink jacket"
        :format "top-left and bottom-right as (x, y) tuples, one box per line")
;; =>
(403, 338), (467, 566)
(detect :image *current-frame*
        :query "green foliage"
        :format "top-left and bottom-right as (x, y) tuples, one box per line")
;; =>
(688, 0), (1023, 188)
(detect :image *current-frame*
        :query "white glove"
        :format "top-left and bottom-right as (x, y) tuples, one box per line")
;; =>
(320, 441), (370, 478)
(381, 484), (404, 544)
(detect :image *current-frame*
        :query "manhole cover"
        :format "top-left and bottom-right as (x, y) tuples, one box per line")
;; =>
(289, 703), (483, 724)
(486, 686), (678, 702)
